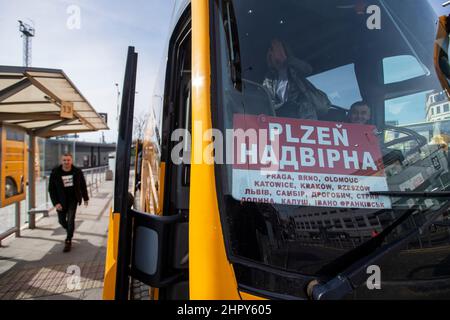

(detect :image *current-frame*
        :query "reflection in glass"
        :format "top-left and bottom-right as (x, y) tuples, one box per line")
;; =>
(213, 0), (450, 299)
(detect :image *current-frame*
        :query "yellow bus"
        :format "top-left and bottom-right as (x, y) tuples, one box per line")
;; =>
(105, 0), (450, 300)
(0, 125), (27, 208)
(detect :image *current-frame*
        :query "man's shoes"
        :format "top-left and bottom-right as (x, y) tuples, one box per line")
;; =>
(63, 240), (72, 253)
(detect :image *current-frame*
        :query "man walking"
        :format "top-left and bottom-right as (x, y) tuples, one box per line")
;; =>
(49, 153), (89, 252)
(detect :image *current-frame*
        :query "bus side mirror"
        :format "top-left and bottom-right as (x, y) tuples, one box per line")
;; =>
(129, 210), (184, 288)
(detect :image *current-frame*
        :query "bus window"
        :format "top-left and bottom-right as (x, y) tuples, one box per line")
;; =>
(211, 0), (450, 299)
(154, 10), (192, 300)
(165, 27), (192, 214)
(1, 126), (27, 208)
(385, 91), (432, 126)
(307, 63), (363, 112)
(383, 55), (429, 84)
(6, 128), (25, 142)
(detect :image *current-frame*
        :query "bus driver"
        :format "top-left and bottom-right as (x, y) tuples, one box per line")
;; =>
(263, 38), (331, 120)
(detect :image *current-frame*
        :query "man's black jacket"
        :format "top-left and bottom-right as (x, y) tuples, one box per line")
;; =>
(48, 165), (89, 209)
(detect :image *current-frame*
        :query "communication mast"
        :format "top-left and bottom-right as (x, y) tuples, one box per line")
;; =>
(18, 20), (35, 67)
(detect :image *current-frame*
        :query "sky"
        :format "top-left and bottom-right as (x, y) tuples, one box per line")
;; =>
(0, 0), (175, 143)
(0, 0), (448, 143)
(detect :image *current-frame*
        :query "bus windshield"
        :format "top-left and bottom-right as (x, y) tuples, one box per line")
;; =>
(212, 0), (450, 298)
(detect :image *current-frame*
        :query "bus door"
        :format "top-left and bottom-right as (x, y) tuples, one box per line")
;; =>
(110, 8), (192, 300)
(137, 8), (192, 300)
(110, 46), (138, 300)
(127, 16), (192, 299)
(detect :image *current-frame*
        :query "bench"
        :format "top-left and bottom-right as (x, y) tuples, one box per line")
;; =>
(28, 205), (52, 229)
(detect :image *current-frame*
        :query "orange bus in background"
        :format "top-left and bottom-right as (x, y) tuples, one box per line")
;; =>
(0, 125), (28, 208)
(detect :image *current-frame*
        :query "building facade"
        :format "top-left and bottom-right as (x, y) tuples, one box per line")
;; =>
(37, 138), (116, 175)
(426, 90), (450, 122)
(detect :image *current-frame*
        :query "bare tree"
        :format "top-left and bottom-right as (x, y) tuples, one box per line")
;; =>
(133, 112), (149, 141)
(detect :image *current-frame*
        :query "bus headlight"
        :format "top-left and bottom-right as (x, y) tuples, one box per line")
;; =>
(5, 177), (18, 198)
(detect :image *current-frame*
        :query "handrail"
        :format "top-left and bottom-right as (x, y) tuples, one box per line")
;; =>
(82, 165), (109, 174)
(81, 166), (110, 197)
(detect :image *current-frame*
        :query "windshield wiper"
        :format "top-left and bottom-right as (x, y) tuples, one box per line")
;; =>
(223, 0), (242, 91)
(370, 191), (450, 198)
(308, 200), (450, 300)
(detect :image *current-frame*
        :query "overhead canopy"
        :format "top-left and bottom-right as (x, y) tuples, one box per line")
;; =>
(0, 66), (109, 138)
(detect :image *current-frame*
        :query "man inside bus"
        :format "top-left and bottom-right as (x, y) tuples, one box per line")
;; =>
(347, 101), (406, 167)
(347, 101), (372, 124)
(263, 38), (331, 120)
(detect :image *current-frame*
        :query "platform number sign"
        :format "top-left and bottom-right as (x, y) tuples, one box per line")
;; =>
(60, 101), (74, 119)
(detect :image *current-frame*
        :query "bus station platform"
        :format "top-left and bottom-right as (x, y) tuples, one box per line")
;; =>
(0, 180), (113, 300)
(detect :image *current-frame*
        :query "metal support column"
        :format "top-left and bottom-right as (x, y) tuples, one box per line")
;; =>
(15, 202), (21, 237)
(73, 139), (76, 165)
(28, 134), (36, 229)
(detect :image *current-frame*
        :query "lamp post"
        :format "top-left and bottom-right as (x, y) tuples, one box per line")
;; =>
(115, 83), (121, 121)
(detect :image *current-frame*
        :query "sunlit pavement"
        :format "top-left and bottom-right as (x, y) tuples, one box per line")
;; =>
(0, 181), (113, 300)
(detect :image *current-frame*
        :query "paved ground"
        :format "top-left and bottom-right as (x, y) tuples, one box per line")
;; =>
(0, 180), (113, 300)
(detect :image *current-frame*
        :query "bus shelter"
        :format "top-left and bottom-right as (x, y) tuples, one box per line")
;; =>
(0, 66), (109, 240)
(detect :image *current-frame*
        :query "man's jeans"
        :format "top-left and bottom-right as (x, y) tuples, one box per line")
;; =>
(57, 202), (78, 241)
